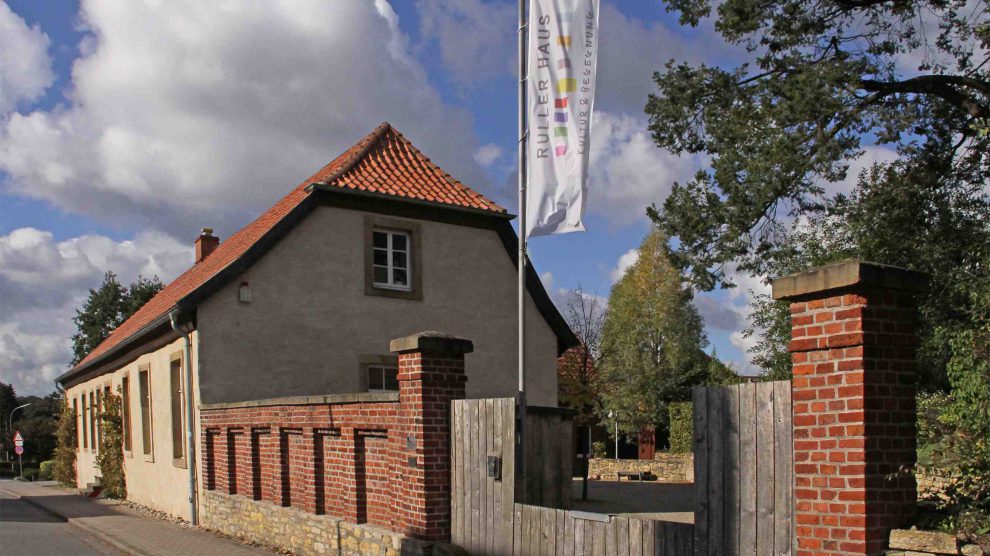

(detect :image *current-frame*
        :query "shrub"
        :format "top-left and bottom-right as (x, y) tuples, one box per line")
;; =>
(52, 399), (77, 487)
(22, 468), (39, 481)
(668, 402), (693, 453)
(96, 390), (126, 499)
(591, 441), (607, 459)
(39, 460), (55, 480)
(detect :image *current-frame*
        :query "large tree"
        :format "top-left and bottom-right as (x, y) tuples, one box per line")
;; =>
(646, 0), (989, 290)
(597, 228), (715, 434)
(71, 272), (164, 365)
(558, 288), (609, 427)
(741, 157), (990, 387)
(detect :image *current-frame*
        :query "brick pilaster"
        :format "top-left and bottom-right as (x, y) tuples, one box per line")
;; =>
(390, 331), (471, 542)
(773, 261), (927, 556)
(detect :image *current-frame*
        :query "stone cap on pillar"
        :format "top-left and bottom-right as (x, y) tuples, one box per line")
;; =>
(390, 331), (474, 355)
(772, 259), (929, 301)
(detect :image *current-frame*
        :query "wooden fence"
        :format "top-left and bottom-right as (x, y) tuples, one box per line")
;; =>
(513, 505), (695, 556)
(451, 398), (694, 555)
(693, 380), (794, 556)
(521, 406), (574, 508)
(451, 398), (516, 554)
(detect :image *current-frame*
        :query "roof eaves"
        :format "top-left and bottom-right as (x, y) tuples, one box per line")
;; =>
(56, 311), (175, 386)
(306, 182), (514, 220)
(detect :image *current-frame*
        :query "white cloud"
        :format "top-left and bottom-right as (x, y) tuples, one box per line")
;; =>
(0, 1), (489, 238)
(609, 248), (639, 283)
(0, 2), (54, 113)
(475, 144), (504, 167)
(589, 111), (706, 226)
(540, 271), (554, 291)
(0, 227), (191, 395)
(828, 145), (900, 197)
(416, 0), (516, 86)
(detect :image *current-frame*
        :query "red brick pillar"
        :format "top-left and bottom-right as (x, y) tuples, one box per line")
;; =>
(772, 261), (927, 556)
(390, 331), (471, 541)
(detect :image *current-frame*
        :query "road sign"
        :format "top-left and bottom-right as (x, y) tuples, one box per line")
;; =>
(13, 431), (23, 446)
(14, 446), (23, 455)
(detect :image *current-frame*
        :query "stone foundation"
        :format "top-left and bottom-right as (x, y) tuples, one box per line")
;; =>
(588, 453), (694, 482)
(202, 490), (439, 555)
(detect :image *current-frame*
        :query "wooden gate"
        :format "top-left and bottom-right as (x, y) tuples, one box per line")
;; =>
(693, 381), (794, 556)
(451, 398), (694, 555)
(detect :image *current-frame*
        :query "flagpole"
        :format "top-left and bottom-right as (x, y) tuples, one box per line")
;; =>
(516, 0), (528, 503)
(517, 0), (528, 397)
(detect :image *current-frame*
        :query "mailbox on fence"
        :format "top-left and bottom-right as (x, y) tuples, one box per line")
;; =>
(487, 455), (501, 481)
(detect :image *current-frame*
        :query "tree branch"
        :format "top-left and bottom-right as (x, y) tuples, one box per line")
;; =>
(861, 75), (990, 117)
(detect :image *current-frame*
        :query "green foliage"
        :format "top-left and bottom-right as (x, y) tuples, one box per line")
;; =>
(740, 160), (990, 387)
(52, 399), (77, 487)
(72, 272), (164, 365)
(96, 390), (126, 499)
(648, 0), (989, 291)
(915, 281), (990, 535)
(591, 441), (607, 459)
(667, 402), (693, 454)
(39, 460), (55, 481)
(5, 391), (62, 465)
(597, 228), (714, 434)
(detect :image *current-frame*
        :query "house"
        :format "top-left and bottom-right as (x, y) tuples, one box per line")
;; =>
(56, 122), (577, 521)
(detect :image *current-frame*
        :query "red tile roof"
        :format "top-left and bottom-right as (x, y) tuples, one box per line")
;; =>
(71, 122), (506, 371)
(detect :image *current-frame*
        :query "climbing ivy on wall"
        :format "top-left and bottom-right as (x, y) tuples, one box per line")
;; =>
(52, 399), (77, 487)
(97, 390), (126, 499)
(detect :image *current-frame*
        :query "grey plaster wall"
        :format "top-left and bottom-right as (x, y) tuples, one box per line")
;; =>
(196, 205), (560, 406)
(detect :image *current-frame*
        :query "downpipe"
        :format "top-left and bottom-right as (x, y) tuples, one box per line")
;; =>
(169, 308), (198, 526)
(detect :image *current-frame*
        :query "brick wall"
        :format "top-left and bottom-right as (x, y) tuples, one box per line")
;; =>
(199, 331), (472, 546)
(773, 261), (926, 556)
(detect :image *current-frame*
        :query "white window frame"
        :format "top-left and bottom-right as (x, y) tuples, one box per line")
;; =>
(372, 229), (412, 292)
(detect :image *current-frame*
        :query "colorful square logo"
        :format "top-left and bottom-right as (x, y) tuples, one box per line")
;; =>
(555, 79), (577, 93)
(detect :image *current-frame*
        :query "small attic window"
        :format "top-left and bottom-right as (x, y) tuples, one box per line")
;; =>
(372, 230), (411, 291)
(363, 216), (422, 301)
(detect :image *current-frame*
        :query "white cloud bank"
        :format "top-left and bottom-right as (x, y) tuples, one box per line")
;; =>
(0, 228), (191, 395)
(0, 0), (490, 238)
(0, 2), (54, 113)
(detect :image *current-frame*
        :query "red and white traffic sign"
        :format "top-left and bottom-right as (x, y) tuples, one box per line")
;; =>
(13, 431), (23, 446)
(14, 446), (23, 455)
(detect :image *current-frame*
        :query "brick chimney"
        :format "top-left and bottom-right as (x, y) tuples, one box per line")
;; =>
(195, 228), (220, 263)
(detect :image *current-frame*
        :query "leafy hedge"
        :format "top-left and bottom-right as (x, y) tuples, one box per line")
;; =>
(668, 402), (693, 453)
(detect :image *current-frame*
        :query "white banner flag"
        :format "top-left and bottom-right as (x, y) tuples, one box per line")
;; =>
(526, 0), (599, 238)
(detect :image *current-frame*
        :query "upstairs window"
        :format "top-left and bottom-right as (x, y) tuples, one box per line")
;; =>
(372, 229), (411, 291)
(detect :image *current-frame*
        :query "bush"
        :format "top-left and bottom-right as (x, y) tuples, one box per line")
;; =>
(39, 460), (55, 480)
(668, 402), (693, 453)
(22, 468), (39, 481)
(96, 390), (126, 499)
(52, 399), (77, 487)
(591, 441), (607, 459)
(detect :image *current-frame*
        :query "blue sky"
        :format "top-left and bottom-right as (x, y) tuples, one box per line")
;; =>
(0, 0), (775, 395)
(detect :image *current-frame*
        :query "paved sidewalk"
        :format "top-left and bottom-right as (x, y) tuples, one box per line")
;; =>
(0, 480), (273, 556)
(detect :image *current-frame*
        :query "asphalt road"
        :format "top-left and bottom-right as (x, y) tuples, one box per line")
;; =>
(0, 488), (121, 556)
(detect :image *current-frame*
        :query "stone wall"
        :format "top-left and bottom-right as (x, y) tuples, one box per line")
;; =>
(587, 453), (694, 482)
(202, 490), (437, 556)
